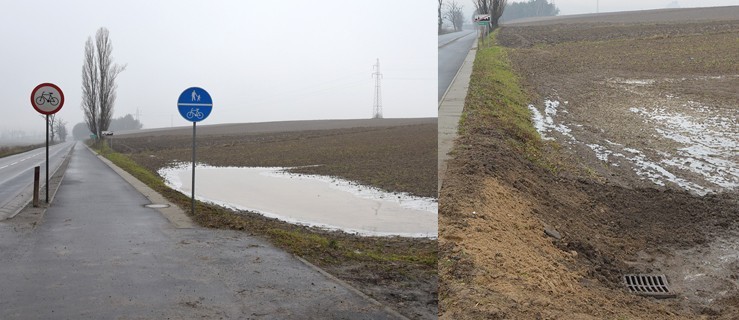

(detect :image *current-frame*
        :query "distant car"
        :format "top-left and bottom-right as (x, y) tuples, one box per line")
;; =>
(102, 131), (114, 136)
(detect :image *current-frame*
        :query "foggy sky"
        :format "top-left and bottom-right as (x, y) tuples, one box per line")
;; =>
(1, 0), (436, 135)
(552, 0), (739, 15)
(464, 0), (738, 24)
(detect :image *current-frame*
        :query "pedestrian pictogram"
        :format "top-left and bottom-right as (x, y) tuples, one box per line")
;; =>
(176, 86), (213, 217)
(178, 87), (212, 122)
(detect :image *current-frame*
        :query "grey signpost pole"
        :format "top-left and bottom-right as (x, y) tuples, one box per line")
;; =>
(30, 82), (64, 204)
(192, 122), (196, 216)
(45, 114), (49, 203)
(177, 87), (211, 217)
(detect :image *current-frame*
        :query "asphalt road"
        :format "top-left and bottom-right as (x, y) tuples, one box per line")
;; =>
(0, 141), (73, 219)
(438, 29), (477, 102)
(0, 143), (399, 319)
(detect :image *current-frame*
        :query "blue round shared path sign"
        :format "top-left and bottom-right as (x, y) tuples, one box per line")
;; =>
(178, 87), (212, 122)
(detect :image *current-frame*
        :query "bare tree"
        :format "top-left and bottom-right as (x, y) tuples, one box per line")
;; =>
(40, 114), (57, 143)
(445, 1), (465, 32)
(81, 37), (98, 139)
(55, 118), (68, 142)
(473, 0), (507, 30)
(48, 114), (56, 143)
(81, 27), (126, 140)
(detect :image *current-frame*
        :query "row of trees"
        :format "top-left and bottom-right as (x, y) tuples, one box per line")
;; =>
(443, 1), (466, 32)
(44, 114), (68, 143)
(81, 27), (126, 142)
(501, 0), (559, 22)
(437, 0), (509, 33)
(437, 0), (560, 34)
(71, 114), (143, 140)
(473, 0), (508, 30)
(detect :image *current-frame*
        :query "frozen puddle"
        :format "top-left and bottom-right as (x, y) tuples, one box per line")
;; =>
(528, 96), (738, 194)
(527, 99), (574, 141)
(630, 105), (738, 191)
(159, 165), (438, 238)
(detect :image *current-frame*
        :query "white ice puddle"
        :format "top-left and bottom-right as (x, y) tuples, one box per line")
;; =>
(528, 99), (574, 141)
(159, 165), (438, 238)
(528, 97), (738, 194)
(629, 105), (738, 191)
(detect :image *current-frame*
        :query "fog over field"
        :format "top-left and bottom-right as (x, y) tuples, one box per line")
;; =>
(554, 0), (738, 15)
(0, 0), (436, 137)
(460, 1), (738, 28)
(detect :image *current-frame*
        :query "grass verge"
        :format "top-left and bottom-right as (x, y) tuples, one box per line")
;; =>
(0, 143), (45, 159)
(460, 31), (555, 170)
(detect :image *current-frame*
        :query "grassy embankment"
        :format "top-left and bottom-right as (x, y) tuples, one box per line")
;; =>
(0, 144), (45, 159)
(457, 31), (554, 170)
(93, 142), (436, 266)
(439, 30), (572, 320)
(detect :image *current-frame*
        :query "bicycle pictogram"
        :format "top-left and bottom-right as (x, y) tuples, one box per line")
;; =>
(187, 108), (204, 119)
(35, 91), (59, 106)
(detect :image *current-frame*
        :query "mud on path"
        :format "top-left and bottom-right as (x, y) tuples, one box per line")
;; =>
(441, 9), (739, 319)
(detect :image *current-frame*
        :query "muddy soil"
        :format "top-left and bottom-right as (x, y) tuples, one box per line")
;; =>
(441, 10), (739, 320)
(111, 120), (438, 319)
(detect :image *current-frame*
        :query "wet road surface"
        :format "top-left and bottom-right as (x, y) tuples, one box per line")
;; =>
(0, 142), (73, 219)
(438, 29), (476, 101)
(0, 143), (399, 319)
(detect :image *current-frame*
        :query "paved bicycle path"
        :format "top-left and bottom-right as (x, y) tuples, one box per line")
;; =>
(438, 39), (477, 192)
(0, 143), (399, 319)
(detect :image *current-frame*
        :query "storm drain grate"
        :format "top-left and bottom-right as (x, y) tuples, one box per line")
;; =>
(623, 274), (676, 298)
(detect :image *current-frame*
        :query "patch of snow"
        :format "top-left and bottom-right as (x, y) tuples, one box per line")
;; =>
(528, 105), (551, 140)
(610, 77), (656, 85)
(529, 95), (737, 193)
(623, 150), (706, 194)
(528, 99), (575, 141)
(630, 105), (738, 190)
(587, 144), (612, 162)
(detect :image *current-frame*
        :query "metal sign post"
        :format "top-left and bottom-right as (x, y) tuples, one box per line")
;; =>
(102, 131), (114, 151)
(474, 14), (491, 46)
(177, 87), (212, 215)
(192, 122), (196, 215)
(30, 83), (64, 203)
(46, 115), (49, 202)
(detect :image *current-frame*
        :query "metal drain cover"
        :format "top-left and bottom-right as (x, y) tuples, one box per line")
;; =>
(144, 204), (170, 209)
(623, 274), (676, 298)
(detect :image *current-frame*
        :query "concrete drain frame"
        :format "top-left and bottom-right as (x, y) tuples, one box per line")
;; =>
(623, 274), (677, 298)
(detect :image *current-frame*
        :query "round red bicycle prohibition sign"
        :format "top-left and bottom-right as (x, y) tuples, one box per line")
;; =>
(31, 83), (65, 115)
